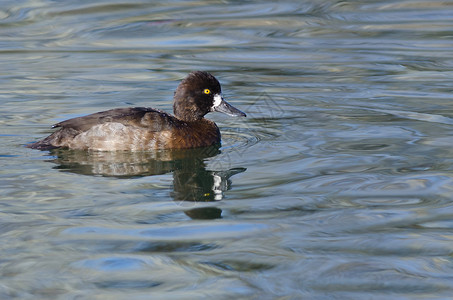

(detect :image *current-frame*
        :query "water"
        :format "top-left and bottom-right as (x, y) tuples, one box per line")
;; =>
(2, 0), (453, 298)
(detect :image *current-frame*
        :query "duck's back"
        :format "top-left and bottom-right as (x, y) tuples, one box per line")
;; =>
(27, 107), (220, 151)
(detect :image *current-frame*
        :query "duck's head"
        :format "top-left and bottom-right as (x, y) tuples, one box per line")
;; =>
(173, 71), (246, 122)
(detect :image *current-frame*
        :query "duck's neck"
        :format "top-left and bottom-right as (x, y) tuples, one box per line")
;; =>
(174, 110), (205, 122)
(171, 119), (220, 149)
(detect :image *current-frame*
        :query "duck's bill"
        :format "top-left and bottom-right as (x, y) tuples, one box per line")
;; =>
(212, 94), (246, 117)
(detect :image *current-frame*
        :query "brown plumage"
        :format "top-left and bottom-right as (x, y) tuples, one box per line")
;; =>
(27, 71), (246, 151)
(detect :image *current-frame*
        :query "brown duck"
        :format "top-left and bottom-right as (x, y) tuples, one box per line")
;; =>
(27, 71), (246, 151)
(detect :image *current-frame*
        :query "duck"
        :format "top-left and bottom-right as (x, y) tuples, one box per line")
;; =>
(27, 71), (246, 151)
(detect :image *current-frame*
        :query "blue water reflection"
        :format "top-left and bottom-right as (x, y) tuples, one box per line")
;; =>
(2, 0), (453, 299)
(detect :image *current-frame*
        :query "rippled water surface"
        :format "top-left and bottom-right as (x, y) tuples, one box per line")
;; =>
(2, 0), (453, 299)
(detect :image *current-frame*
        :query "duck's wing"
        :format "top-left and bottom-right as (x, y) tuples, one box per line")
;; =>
(27, 107), (182, 150)
(53, 107), (178, 132)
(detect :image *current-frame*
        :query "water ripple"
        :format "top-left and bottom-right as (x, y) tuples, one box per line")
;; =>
(3, 0), (453, 299)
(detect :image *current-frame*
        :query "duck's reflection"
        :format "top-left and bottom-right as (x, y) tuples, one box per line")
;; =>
(47, 146), (246, 219)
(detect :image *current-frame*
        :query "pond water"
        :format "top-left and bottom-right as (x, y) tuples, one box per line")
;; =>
(2, 0), (453, 298)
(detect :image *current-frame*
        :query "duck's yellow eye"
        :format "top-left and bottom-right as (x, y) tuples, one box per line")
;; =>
(203, 89), (211, 94)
